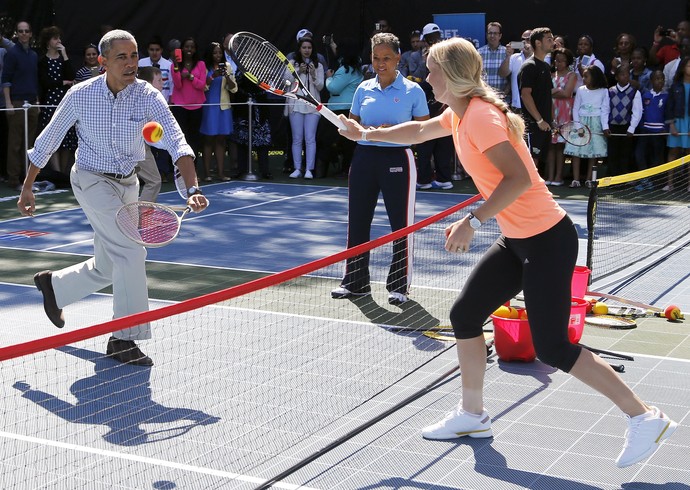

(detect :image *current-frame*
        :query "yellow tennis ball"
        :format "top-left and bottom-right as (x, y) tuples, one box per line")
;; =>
(142, 121), (163, 143)
(508, 306), (520, 319)
(592, 302), (608, 315)
(493, 305), (512, 318)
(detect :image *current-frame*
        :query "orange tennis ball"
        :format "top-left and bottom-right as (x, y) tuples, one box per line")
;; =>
(664, 304), (681, 321)
(493, 305), (512, 318)
(142, 121), (163, 143)
(518, 309), (529, 320)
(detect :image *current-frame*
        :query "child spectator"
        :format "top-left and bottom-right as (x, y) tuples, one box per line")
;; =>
(634, 70), (668, 190)
(664, 56), (690, 191)
(629, 47), (652, 91)
(607, 63), (643, 177)
(564, 65), (610, 187)
(135, 66), (164, 202)
(545, 47), (576, 186)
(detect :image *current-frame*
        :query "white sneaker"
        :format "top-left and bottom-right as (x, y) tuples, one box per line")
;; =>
(331, 286), (370, 299)
(615, 406), (677, 468)
(431, 180), (453, 190)
(304, 170), (313, 179)
(416, 182), (432, 190)
(289, 169), (302, 178)
(388, 292), (409, 305)
(422, 408), (493, 440)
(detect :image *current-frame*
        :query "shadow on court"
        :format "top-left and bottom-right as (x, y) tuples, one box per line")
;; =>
(350, 295), (441, 331)
(12, 345), (219, 446)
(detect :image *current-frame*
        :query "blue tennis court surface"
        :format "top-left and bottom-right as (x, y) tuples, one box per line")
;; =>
(0, 181), (688, 489)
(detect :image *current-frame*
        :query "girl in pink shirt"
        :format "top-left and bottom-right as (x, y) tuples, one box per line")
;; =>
(337, 36), (675, 469)
(171, 37), (207, 158)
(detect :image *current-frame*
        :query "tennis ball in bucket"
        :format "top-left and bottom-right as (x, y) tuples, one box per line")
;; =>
(592, 302), (608, 315)
(509, 306), (520, 319)
(518, 309), (528, 320)
(664, 304), (682, 320)
(142, 121), (163, 143)
(493, 305), (512, 318)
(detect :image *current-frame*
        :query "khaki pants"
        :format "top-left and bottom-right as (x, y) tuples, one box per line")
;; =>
(5, 101), (39, 185)
(137, 146), (162, 203)
(52, 166), (151, 341)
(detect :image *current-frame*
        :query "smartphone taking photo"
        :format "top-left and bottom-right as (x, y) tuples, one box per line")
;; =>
(509, 41), (524, 50)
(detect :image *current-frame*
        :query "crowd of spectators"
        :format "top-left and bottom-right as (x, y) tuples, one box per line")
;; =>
(2, 18), (690, 192)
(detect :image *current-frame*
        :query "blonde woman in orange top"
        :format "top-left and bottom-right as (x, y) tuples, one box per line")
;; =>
(337, 36), (676, 469)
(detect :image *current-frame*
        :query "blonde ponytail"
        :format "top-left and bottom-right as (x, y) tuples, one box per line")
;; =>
(429, 37), (525, 140)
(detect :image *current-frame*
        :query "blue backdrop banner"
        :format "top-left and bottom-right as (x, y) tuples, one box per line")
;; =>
(433, 13), (486, 49)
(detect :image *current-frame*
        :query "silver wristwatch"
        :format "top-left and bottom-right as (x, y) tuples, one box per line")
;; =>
(187, 186), (203, 196)
(468, 212), (482, 230)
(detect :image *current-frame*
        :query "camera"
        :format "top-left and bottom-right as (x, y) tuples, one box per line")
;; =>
(375, 23), (381, 31)
(322, 34), (333, 44)
(218, 62), (226, 73)
(509, 41), (524, 50)
(659, 28), (674, 37)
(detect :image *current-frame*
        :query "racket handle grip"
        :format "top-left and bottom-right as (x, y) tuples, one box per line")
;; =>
(317, 104), (347, 130)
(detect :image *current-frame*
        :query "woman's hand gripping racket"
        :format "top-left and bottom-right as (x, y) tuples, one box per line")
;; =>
(228, 31), (347, 130)
(553, 121), (592, 146)
(116, 202), (192, 247)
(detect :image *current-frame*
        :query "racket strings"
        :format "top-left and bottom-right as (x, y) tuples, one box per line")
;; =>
(117, 204), (180, 246)
(232, 36), (293, 92)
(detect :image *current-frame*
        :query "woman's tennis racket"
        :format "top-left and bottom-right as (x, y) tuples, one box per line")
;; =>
(116, 202), (191, 247)
(585, 315), (637, 330)
(228, 31), (347, 130)
(554, 121), (591, 146)
(173, 166), (188, 199)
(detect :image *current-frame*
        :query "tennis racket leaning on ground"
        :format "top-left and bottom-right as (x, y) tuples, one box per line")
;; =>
(553, 121), (592, 146)
(228, 31), (347, 130)
(116, 202), (192, 247)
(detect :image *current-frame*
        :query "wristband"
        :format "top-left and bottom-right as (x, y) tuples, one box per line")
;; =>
(536, 118), (544, 124)
(361, 130), (370, 142)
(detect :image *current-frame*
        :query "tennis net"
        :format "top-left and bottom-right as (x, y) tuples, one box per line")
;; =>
(586, 156), (690, 291)
(0, 194), (501, 488)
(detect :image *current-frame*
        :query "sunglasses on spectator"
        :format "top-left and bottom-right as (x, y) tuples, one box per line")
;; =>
(17, 29), (31, 33)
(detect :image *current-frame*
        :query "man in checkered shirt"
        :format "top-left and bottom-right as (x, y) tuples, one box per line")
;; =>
(17, 29), (209, 366)
(477, 22), (508, 97)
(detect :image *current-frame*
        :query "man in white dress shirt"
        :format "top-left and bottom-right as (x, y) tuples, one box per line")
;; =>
(18, 29), (208, 366)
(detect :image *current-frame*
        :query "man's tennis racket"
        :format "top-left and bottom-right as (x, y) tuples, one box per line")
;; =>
(228, 31), (347, 130)
(554, 121), (592, 146)
(116, 202), (191, 247)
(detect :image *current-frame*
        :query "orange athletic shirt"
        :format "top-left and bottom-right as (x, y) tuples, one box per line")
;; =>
(439, 99), (566, 238)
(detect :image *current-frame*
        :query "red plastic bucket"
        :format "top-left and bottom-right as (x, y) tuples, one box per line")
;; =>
(492, 310), (536, 362)
(571, 265), (591, 298)
(493, 297), (589, 362)
(568, 297), (588, 343)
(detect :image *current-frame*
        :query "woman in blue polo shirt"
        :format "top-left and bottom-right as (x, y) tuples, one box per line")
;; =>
(331, 32), (429, 305)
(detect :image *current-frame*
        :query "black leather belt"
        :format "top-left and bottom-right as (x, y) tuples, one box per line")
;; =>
(103, 170), (136, 179)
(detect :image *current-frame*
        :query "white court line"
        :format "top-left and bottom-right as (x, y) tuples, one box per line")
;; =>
(0, 430), (320, 490)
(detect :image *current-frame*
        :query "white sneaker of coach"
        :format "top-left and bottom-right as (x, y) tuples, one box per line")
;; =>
(289, 169), (302, 178)
(422, 407), (493, 440)
(615, 406), (677, 468)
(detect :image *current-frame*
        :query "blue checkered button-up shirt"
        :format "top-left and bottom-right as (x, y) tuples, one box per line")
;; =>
(478, 44), (508, 93)
(28, 75), (193, 174)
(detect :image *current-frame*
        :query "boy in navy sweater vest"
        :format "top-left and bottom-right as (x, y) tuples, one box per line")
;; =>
(608, 63), (642, 176)
(634, 70), (668, 189)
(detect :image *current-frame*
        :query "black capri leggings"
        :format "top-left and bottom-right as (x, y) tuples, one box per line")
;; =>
(450, 215), (582, 372)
